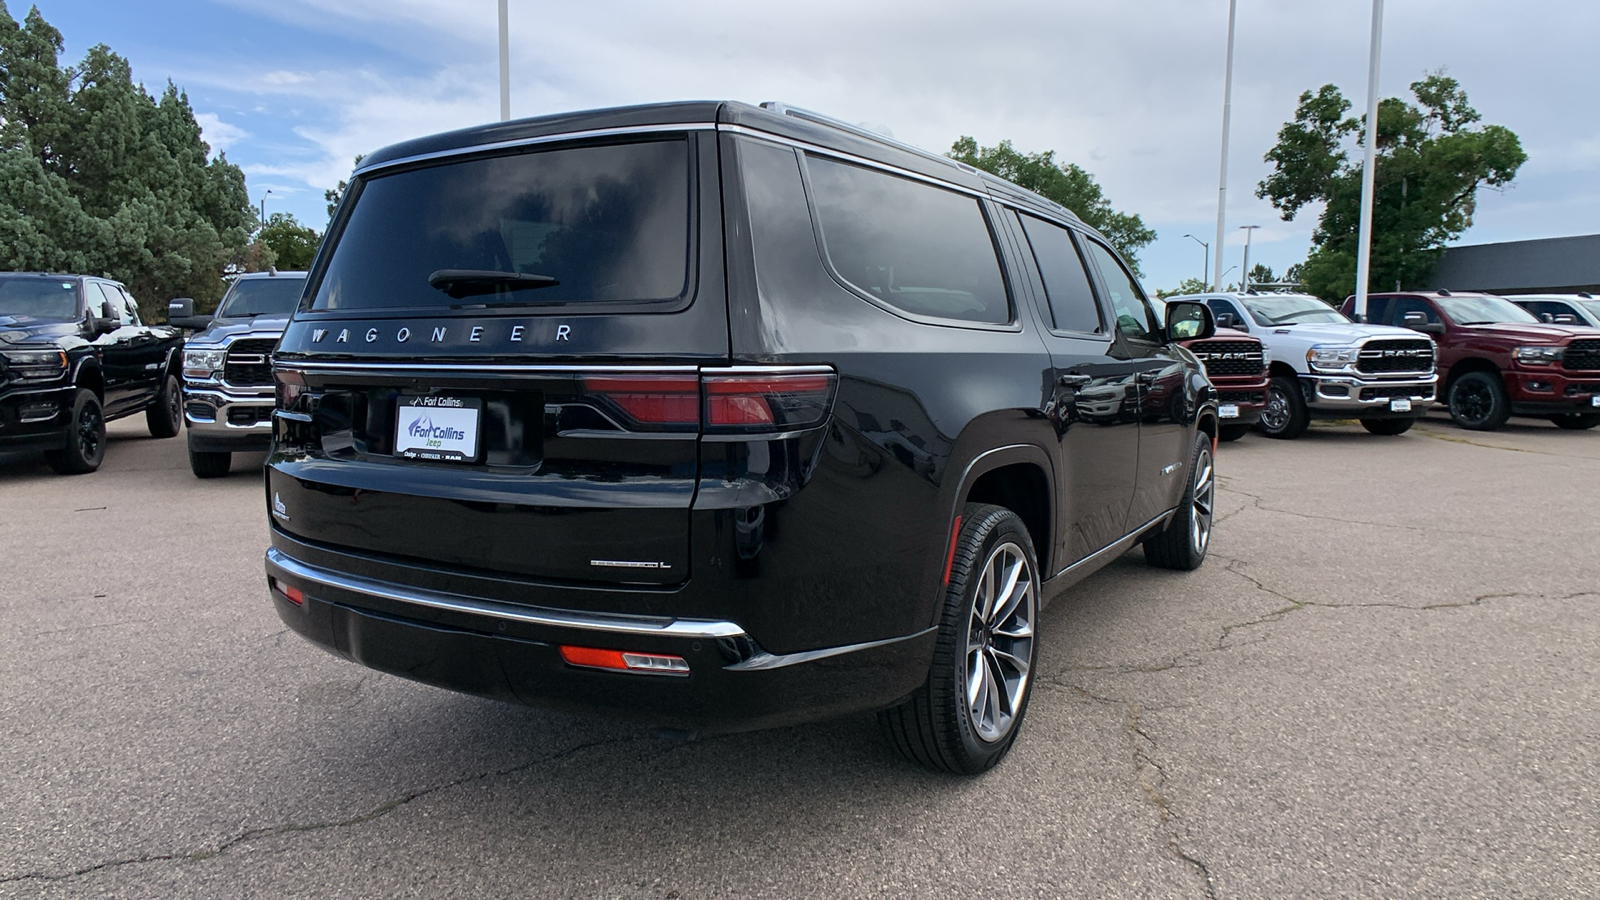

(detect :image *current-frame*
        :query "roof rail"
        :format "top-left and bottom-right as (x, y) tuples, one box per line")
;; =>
(758, 102), (973, 174)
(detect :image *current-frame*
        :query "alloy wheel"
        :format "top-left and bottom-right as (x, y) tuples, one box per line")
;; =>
(964, 541), (1036, 743)
(1452, 382), (1490, 424)
(1260, 387), (1290, 432)
(1190, 446), (1214, 554)
(77, 401), (103, 461)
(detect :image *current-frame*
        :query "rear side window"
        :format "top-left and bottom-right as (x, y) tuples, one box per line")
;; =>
(310, 138), (692, 311)
(1018, 214), (1103, 334)
(806, 155), (1009, 325)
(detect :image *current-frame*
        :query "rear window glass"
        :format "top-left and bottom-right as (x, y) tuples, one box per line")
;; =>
(219, 277), (306, 317)
(806, 155), (1009, 325)
(0, 276), (77, 319)
(1018, 214), (1103, 334)
(310, 138), (692, 311)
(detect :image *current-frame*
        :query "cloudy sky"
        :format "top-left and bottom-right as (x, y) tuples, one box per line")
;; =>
(33, 0), (1600, 292)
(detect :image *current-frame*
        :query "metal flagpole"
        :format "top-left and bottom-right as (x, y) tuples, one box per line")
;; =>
(498, 0), (510, 122)
(1212, 0), (1238, 291)
(1353, 0), (1385, 321)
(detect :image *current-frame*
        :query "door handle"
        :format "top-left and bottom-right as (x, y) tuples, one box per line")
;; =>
(1057, 374), (1092, 388)
(1136, 371), (1159, 385)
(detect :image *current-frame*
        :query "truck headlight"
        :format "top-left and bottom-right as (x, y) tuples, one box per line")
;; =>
(1512, 345), (1563, 366)
(1, 349), (68, 381)
(1306, 346), (1359, 373)
(183, 348), (227, 379)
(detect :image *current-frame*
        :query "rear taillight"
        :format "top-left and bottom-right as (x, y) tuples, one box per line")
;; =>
(583, 368), (837, 433)
(702, 371), (836, 433)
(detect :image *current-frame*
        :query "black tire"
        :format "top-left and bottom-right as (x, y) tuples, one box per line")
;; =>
(1257, 375), (1309, 440)
(1217, 424), (1251, 442)
(44, 388), (106, 475)
(1446, 371), (1510, 431)
(146, 371), (182, 438)
(1143, 430), (1214, 571)
(1360, 417), (1415, 436)
(879, 504), (1039, 774)
(1550, 413), (1600, 431)
(188, 449), (232, 478)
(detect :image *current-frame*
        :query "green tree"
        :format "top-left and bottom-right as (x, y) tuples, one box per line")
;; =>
(257, 212), (319, 270)
(1257, 74), (1525, 301)
(0, 1), (252, 317)
(324, 154), (364, 219)
(1156, 277), (1212, 299)
(948, 136), (1156, 274)
(1247, 263), (1276, 286)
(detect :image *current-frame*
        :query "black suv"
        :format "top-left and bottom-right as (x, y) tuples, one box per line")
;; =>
(0, 272), (183, 473)
(264, 102), (1220, 772)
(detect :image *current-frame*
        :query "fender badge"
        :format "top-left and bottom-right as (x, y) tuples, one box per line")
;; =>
(1160, 462), (1182, 476)
(590, 559), (671, 570)
(272, 492), (290, 521)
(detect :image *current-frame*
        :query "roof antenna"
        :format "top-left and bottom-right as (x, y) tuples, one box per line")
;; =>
(268, 266), (278, 276)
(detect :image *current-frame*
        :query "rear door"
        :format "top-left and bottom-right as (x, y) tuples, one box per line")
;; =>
(269, 130), (729, 593)
(1005, 210), (1141, 566)
(90, 282), (143, 416)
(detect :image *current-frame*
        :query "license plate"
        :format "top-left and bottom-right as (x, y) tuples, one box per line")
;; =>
(395, 396), (481, 462)
(1592, 395), (1600, 408)
(1219, 403), (1240, 419)
(1390, 398), (1412, 412)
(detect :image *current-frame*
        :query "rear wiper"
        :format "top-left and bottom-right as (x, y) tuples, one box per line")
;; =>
(428, 269), (559, 300)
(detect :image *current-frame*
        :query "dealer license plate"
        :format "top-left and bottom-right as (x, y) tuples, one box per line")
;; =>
(395, 396), (481, 462)
(1389, 398), (1412, 412)
(1219, 403), (1240, 419)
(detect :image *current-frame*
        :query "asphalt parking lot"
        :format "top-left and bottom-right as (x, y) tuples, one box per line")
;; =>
(2, 415), (1597, 899)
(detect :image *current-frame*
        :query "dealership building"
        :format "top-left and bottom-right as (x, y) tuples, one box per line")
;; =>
(1428, 234), (1600, 295)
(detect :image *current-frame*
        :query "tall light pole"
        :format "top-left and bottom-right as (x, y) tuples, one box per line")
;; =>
(1183, 234), (1210, 285)
(1352, 0), (1385, 321)
(1211, 0), (1239, 291)
(1240, 225), (1261, 292)
(498, 0), (510, 121)
(259, 189), (272, 229)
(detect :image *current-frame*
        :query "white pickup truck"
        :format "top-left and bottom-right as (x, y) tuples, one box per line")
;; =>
(1166, 292), (1438, 439)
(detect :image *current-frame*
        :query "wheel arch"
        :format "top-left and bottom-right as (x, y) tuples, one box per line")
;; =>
(1443, 356), (1499, 394)
(71, 358), (104, 400)
(949, 444), (1054, 575)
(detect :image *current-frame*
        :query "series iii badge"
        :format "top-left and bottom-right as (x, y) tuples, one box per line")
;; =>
(272, 492), (289, 521)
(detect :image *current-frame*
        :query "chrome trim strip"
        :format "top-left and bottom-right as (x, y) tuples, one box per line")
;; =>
(278, 361), (703, 376)
(265, 548), (747, 639)
(1045, 510), (1176, 594)
(725, 626), (938, 671)
(355, 123), (717, 176)
(720, 124), (992, 201)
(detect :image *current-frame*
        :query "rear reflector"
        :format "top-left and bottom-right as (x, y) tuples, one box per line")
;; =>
(559, 645), (690, 676)
(270, 577), (304, 605)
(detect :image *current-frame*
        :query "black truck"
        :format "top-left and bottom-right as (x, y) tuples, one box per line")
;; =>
(263, 101), (1221, 772)
(0, 273), (183, 474)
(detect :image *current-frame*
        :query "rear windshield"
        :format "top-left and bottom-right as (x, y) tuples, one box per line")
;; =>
(0, 276), (78, 320)
(309, 137), (692, 311)
(218, 277), (306, 317)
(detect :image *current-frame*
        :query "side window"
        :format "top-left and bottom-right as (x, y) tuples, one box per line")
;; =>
(1018, 214), (1103, 334)
(95, 284), (131, 325)
(805, 155), (1010, 325)
(1205, 298), (1240, 328)
(1389, 298), (1438, 327)
(1083, 241), (1158, 342)
(117, 287), (142, 325)
(1363, 297), (1390, 324)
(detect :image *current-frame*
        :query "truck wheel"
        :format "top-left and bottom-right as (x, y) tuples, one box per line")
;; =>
(1550, 413), (1600, 430)
(44, 389), (107, 475)
(189, 449), (232, 478)
(1217, 424), (1251, 442)
(1447, 372), (1510, 431)
(146, 372), (182, 438)
(1257, 376), (1309, 440)
(1143, 430), (1213, 571)
(1360, 418), (1415, 436)
(879, 504), (1038, 774)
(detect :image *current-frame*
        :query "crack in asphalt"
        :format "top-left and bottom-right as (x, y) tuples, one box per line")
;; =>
(1216, 484), (1503, 540)
(0, 734), (644, 887)
(1414, 425), (1600, 461)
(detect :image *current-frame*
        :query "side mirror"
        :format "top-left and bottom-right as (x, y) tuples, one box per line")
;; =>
(1214, 311), (1239, 329)
(1165, 301), (1215, 343)
(1401, 311), (1445, 334)
(166, 297), (212, 330)
(1554, 314), (1579, 325)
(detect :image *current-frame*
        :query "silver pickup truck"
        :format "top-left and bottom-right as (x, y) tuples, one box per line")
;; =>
(168, 270), (306, 477)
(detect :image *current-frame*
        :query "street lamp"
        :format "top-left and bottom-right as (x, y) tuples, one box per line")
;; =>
(498, 0), (510, 121)
(1239, 225), (1261, 292)
(1211, 0), (1239, 291)
(1220, 265), (1238, 289)
(1182, 234), (1210, 285)
(259, 189), (273, 229)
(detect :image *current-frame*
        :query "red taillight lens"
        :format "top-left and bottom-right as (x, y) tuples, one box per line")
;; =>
(270, 577), (304, 605)
(559, 645), (690, 676)
(581, 375), (700, 427)
(703, 372), (836, 432)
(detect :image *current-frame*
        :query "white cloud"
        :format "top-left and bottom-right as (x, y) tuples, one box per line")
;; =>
(193, 112), (249, 155)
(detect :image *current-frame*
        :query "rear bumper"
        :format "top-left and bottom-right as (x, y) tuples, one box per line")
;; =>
(264, 544), (936, 732)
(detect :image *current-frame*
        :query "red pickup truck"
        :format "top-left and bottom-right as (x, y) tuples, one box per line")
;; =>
(1180, 328), (1269, 441)
(1342, 291), (1600, 431)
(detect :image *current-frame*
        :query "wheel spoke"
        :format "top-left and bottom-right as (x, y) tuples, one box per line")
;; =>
(987, 644), (1030, 679)
(984, 654), (1004, 722)
(990, 556), (1025, 628)
(967, 648), (985, 709)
